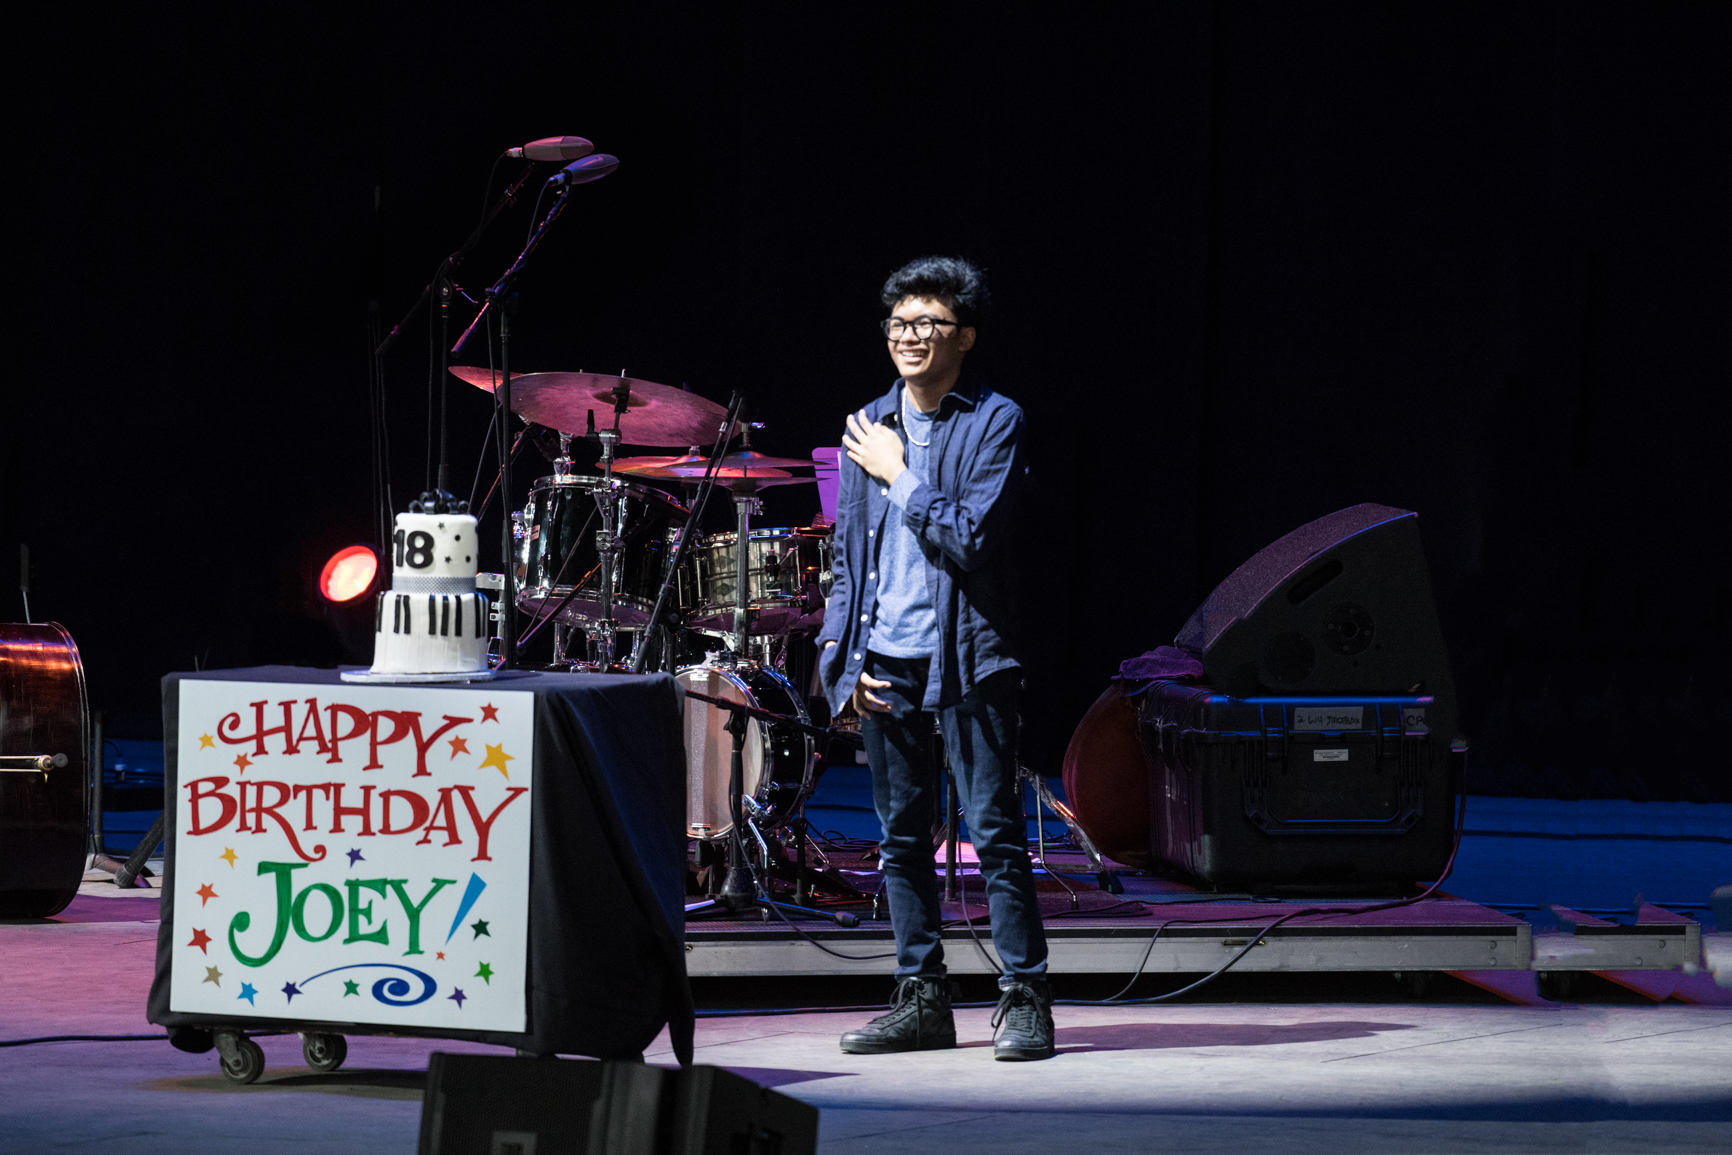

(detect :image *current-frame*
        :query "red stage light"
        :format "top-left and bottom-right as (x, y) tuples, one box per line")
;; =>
(319, 546), (379, 603)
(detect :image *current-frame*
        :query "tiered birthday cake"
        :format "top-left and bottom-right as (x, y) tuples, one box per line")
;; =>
(366, 509), (491, 676)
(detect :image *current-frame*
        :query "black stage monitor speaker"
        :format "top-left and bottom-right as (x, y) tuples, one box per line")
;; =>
(670, 1066), (820, 1155)
(1141, 504), (1463, 890)
(1177, 503), (1456, 735)
(418, 1054), (817, 1155)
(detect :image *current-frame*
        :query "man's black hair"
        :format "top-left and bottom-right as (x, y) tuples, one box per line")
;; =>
(880, 256), (991, 331)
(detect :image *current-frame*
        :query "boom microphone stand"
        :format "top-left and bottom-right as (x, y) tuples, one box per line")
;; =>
(449, 179), (584, 670)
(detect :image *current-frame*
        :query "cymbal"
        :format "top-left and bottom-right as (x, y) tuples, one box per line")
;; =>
(613, 449), (816, 475)
(448, 367), (734, 447)
(613, 462), (794, 481)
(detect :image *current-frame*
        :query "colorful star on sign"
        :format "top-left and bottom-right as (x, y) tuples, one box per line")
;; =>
(475, 962), (494, 985)
(436, 951), (446, 961)
(199, 733), (214, 750)
(478, 743), (514, 779)
(219, 847), (237, 868)
(282, 982), (301, 1003)
(342, 980), (360, 997)
(480, 703), (499, 723)
(449, 735), (469, 758)
(346, 848), (365, 867)
(238, 983), (257, 1005)
(203, 966), (222, 987)
(196, 883), (218, 906)
(188, 928), (211, 953)
(471, 919), (490, 939)
(448, 988), (467, 1008)
(233, 753), (252, 773)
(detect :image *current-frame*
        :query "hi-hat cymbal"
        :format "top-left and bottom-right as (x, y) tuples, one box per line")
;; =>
(448, 367), (735, 447)
(613, 462), (793, 481)
(613, 449), (816, 475)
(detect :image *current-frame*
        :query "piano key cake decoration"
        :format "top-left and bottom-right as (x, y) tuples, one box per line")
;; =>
(343, 502), (495, 683)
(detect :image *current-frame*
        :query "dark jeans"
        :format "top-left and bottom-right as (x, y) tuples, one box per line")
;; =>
(859, 652), (1047, 983)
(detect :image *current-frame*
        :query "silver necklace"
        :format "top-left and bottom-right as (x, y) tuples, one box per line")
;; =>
(901, 388), (931, 448)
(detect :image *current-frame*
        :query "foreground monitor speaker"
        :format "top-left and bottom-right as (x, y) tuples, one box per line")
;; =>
(418, 1053), (818, 1155)
(1176, 502), (1456, 738)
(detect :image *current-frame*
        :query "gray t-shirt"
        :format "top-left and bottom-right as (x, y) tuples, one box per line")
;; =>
(866, 396), (938, 657)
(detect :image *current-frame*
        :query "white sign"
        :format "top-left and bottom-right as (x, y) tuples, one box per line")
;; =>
(169, 680), (534, 1032)
(1292, 706), (1364, 731)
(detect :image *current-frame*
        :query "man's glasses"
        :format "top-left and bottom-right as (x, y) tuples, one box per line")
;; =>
(880, 316), (960, 341)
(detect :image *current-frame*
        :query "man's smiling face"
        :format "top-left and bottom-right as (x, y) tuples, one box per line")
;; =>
(886, 295), (976, 392)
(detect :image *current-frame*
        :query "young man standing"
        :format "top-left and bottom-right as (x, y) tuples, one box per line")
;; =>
(817, 256), (1053, 1061)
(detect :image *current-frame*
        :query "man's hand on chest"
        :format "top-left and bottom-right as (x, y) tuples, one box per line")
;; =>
(843, 409), (908, 488)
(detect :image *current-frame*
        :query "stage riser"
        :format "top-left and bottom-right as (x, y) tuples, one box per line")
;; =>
(686, 927), (1535, 977)
(1533, 926), (1699, 972)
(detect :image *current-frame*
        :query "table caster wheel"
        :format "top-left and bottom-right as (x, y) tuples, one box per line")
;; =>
(1392, 971), (1431, 998)
(301, 1031), (347, 1073)
(1536, 971), (1577, 1001)
(215, 1031), (265, 1085)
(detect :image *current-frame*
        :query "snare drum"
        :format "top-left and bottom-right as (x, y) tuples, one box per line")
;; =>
(518, 475), (687, 627)
(680, 526), (832, 636)
(678, 661), (816, 840)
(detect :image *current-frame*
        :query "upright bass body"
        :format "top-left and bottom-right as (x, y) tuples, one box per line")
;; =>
(0, 623), (89, 916)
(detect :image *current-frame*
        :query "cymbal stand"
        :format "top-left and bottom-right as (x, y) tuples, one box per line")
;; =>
(546, 432), (577, 667)
(629, 391), (744, 675)
(730, 481), (761, 664)
(585, 377), (633, 664)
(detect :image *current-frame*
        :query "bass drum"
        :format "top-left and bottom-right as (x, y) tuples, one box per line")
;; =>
(677, 662), (815, 840)
(518, 474), (687, 627)
(0, 622), (90, 917)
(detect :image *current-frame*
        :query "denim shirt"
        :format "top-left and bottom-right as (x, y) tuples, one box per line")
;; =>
(816, 376), (1025, 714)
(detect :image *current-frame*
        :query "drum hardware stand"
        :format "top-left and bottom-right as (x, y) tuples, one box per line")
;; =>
(89, 710), (107, 858)
(1019, 764), (1121, 901)
(580, 377), (635, 665)
(936, 741), (989, 922)
(628, 392), (744, 675)
(728, 482), (763, 665)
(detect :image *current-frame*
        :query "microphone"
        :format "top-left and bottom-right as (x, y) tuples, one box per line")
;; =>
(548, 154), (620, 187)
(506, 136), (594, 162)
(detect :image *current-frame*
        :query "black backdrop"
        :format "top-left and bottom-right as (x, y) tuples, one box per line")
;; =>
(8, 3), (1728, 800)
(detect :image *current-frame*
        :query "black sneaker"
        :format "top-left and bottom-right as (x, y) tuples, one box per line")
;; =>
(838, 975), (956, 1054)
(992, 977), (1055, 1061)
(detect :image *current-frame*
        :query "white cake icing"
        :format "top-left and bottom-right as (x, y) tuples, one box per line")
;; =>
(369, 512), (491, 674)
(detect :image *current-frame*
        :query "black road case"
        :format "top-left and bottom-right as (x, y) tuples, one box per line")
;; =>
(1138, 681), (1462, 892)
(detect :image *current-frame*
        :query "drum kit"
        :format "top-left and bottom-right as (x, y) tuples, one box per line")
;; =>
(452, 365), (852, 916)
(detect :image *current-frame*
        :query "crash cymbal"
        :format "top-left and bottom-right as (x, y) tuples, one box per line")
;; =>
(613, 449), (816, 474)
(448, 365), (527, 390)
(449, 368), (734, 447)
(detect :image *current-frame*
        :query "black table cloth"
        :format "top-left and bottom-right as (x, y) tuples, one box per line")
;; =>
(146, 666), (693, 1065)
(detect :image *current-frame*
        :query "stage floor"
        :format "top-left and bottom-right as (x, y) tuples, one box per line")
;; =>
(5, 791), (1726, 1153)
(2, 889), (1728, 1154)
